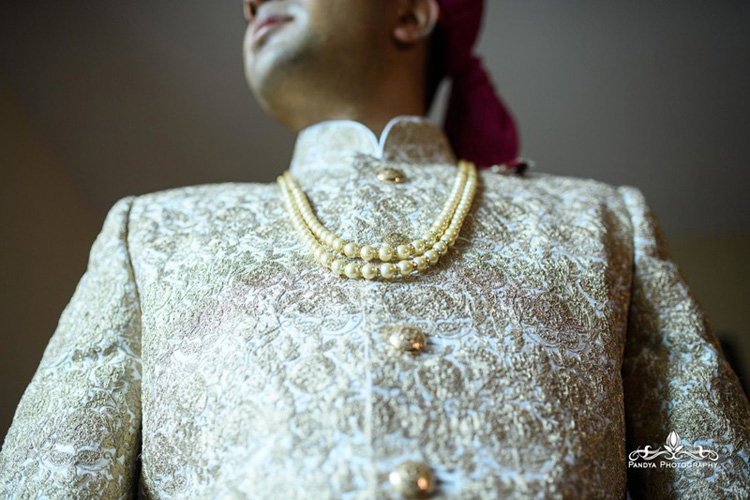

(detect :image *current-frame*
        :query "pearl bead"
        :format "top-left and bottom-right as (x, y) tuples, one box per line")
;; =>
(398, 260), (414, 276)
(396, 244), (411, 260)
(379, 245), (394, 262)
(361, 263), (377, 280)
(314, 246), (325, 261)
(319, 251), (332, 267)
(412, 256), (427, 271)
(424, 249), (439, 265)
(433, 241), (448, 256)
(360, 245), (376, 261)
(332, 237), (344, 252)
(331, 259), (345, 275)
(344, 262), (360, 279)
(380, 262), (397, 279)
(343, 242), (358, 258)
(412, 240), (426, 255)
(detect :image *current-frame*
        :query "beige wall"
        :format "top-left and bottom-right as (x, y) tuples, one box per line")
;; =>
(0, 76), (100, 440)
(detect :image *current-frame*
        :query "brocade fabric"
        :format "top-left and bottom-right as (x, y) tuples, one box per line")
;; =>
(1, 116), (749, 499)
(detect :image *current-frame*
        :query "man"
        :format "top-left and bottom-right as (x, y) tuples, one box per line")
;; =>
(1, 0), (748, 498)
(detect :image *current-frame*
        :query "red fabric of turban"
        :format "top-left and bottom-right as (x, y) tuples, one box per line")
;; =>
(435, 0), (521, 170)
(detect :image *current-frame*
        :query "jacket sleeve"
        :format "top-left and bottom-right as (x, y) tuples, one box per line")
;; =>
(618, 186), (750, 499)
(0, 196), (142, 499)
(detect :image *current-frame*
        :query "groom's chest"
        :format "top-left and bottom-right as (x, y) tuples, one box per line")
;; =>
(129, 176), (633, 497)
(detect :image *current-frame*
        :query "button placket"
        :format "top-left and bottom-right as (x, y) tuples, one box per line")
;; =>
(361, 286), (442, 498)
(351, 164), (462, 498)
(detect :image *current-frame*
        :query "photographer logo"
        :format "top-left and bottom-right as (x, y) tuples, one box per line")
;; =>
(628, 431), (719, 469)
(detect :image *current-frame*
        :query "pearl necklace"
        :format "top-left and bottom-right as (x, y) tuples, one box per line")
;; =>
(277, 159), (478, 280)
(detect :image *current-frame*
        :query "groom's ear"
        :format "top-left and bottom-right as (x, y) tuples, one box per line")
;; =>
(392, 0), (440, 45)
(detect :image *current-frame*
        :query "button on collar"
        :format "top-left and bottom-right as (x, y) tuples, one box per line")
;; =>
(376, 167), (406, 183)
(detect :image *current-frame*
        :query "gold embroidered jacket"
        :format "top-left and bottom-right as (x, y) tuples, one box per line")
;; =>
(1, 116), (749, 499)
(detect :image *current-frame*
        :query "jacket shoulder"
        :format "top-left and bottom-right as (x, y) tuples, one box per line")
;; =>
(135, 181), (276, 205)
(480, 170), (627, 206)
(126, 181), (278, 215)
(519, 170), (622, 195)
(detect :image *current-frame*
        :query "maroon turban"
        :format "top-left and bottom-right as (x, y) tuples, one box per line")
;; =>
(435, 0), (522, 171)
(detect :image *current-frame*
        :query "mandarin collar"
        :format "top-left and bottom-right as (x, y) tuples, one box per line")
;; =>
(288, 115), (457, 177)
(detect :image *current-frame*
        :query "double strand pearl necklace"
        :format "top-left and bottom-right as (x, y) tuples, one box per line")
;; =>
(277, 159), (478, 280)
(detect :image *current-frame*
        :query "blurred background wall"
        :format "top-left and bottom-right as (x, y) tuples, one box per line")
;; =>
(1, 0), (749, 439)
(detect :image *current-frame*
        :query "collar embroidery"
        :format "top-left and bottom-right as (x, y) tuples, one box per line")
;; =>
(289, 115), (457, 177)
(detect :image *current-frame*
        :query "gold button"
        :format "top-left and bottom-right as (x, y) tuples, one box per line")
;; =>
(388, 325), (426, 354)
(389, 461), (434, 498)
(376, 167), (406, 183)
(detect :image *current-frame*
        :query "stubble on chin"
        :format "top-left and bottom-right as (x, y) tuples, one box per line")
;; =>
(251, 29), (325, 108)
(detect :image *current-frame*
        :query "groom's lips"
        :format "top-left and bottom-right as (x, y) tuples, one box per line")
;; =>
(251, 14), (294, 47)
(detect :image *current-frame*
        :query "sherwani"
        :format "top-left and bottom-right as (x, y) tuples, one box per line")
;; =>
(1, 115), (749, 499)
